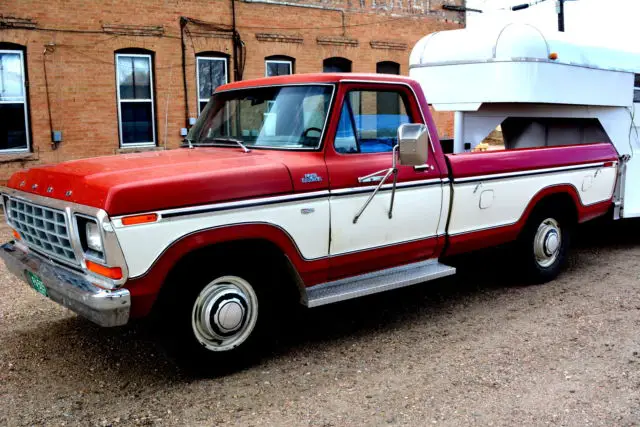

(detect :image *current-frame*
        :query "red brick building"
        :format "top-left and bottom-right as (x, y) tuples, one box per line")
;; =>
(0, 0), (463, 182)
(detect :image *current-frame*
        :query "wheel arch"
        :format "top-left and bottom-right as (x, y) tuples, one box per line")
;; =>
(520, 185), (580, 230)
(125, 223), (323, 318)
(445, 184), (611, 256)
(519, 183), (612, 231)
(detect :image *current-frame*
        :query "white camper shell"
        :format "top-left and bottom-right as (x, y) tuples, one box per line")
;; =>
(410, 23), (640, 219)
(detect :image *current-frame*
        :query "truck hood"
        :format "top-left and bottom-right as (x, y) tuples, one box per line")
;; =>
(7, 148), (294, 216)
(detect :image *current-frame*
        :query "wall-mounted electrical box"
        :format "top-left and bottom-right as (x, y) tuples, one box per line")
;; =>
(52, 131), (63, 143)
(180, 128), (188, 136)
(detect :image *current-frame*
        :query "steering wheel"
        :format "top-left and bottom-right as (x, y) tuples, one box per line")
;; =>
(302, 127), (323, 138)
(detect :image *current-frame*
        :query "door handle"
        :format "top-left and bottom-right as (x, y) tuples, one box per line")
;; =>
(414, 164), (432, 171)
(359, 175), (384, 183)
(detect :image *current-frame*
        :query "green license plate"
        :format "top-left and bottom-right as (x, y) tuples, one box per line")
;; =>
(25, 271), (48, 297)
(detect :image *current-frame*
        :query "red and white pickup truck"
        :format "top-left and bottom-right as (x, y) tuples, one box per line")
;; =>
(0, 72), (620, 372)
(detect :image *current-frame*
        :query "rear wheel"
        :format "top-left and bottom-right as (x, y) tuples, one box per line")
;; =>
(519, 208), (572, 284)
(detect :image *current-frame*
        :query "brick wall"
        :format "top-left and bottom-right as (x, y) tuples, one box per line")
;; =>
(0, 0), (463, 182)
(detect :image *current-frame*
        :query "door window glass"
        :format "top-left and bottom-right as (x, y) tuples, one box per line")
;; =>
(334, 89), (411, 154)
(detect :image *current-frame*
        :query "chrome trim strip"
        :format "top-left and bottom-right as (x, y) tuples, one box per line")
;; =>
(448, 222), (519, 237)
(330, 178), (444, 196)
(452, 162), (611, 184)
(327, 234), (441, 259)
(149, 190), (331, 221)
(116, 179), (446, 222)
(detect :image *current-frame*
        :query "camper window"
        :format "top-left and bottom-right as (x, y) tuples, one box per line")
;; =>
(634, 74), (640, 103)
(471, 117), (611, 153)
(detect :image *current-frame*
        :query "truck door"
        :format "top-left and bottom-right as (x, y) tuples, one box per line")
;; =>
(325, 82), (444, 280)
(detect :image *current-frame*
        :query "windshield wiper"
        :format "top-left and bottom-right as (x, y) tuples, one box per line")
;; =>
(183, 137), (194, 149)
(197, 137), (251, 153)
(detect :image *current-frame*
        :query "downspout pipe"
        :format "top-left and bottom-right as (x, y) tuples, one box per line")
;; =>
(42, 43), (57, 149)
(231, 0), (239, 81)
(179, 16), (190, 127)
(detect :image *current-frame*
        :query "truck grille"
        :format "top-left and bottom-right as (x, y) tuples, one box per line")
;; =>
(6, 198), (78, 265)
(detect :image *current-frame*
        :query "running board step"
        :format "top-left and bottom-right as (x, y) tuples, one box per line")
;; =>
(305, 259), (456, 308)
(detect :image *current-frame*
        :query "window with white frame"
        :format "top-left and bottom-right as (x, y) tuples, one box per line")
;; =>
(265, 58), (293, 77)
(0, 49), (29, 152)
(115, 53), (155, 146)
(634, 74), (640, 103)
(197, 56), (228, 114)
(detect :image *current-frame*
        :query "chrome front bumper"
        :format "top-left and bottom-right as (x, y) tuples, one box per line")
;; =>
(0, 241), (130, 327)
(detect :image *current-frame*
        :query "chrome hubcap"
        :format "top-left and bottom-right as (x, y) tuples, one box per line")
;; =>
(216, 299), (245, 332)
(533, 218), (562, 268)
(192, 276), (258, 352)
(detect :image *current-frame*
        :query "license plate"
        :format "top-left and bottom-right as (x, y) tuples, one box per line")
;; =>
(25, 271), (48, 297)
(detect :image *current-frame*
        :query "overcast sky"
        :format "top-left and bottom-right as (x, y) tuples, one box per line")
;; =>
(466, 0), (640, 53)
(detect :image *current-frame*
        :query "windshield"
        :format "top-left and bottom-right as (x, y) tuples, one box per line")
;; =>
(189, 85), (334, 150)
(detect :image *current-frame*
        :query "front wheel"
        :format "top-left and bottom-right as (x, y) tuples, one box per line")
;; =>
(519, 209), (572, 284)
(191, 275), (260, 353)
(157, 263), (280, 376)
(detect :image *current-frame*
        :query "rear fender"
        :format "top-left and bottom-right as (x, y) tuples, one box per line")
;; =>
(445, 184), (611, 256)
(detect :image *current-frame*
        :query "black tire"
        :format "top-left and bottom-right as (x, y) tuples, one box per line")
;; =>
(518, 207), (573, 284)
(154, 250), (290, 376)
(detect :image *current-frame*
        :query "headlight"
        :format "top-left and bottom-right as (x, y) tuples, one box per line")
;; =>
(85, 221), (103, 252)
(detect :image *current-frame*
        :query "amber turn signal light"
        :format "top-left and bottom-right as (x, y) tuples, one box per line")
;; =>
(121, 213), (158, 226)
(12, 229), (21, 240)
(549, 52), (558, 60)
(85, 260), (123, 280)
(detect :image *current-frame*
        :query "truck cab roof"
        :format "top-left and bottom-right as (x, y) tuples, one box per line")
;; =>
(217, 73), (419, 92)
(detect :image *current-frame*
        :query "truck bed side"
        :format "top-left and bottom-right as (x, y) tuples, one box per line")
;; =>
(443, 143), (619, 256)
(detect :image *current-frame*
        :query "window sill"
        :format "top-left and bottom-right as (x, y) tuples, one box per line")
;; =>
(0, 152), (38, 164)
(117, 146), (165, 154)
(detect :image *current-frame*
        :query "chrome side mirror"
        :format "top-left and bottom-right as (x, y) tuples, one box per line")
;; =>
(352, 124), (429, 224)
(397, 123), (429, 166)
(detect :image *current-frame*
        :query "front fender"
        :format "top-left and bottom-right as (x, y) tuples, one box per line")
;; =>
(124, 223), (329, 318)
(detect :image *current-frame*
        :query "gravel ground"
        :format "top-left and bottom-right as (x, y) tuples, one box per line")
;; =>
(1, 219), (640, 426)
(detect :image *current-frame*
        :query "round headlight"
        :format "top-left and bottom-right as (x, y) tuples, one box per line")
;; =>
(86, 221), (103, 253)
